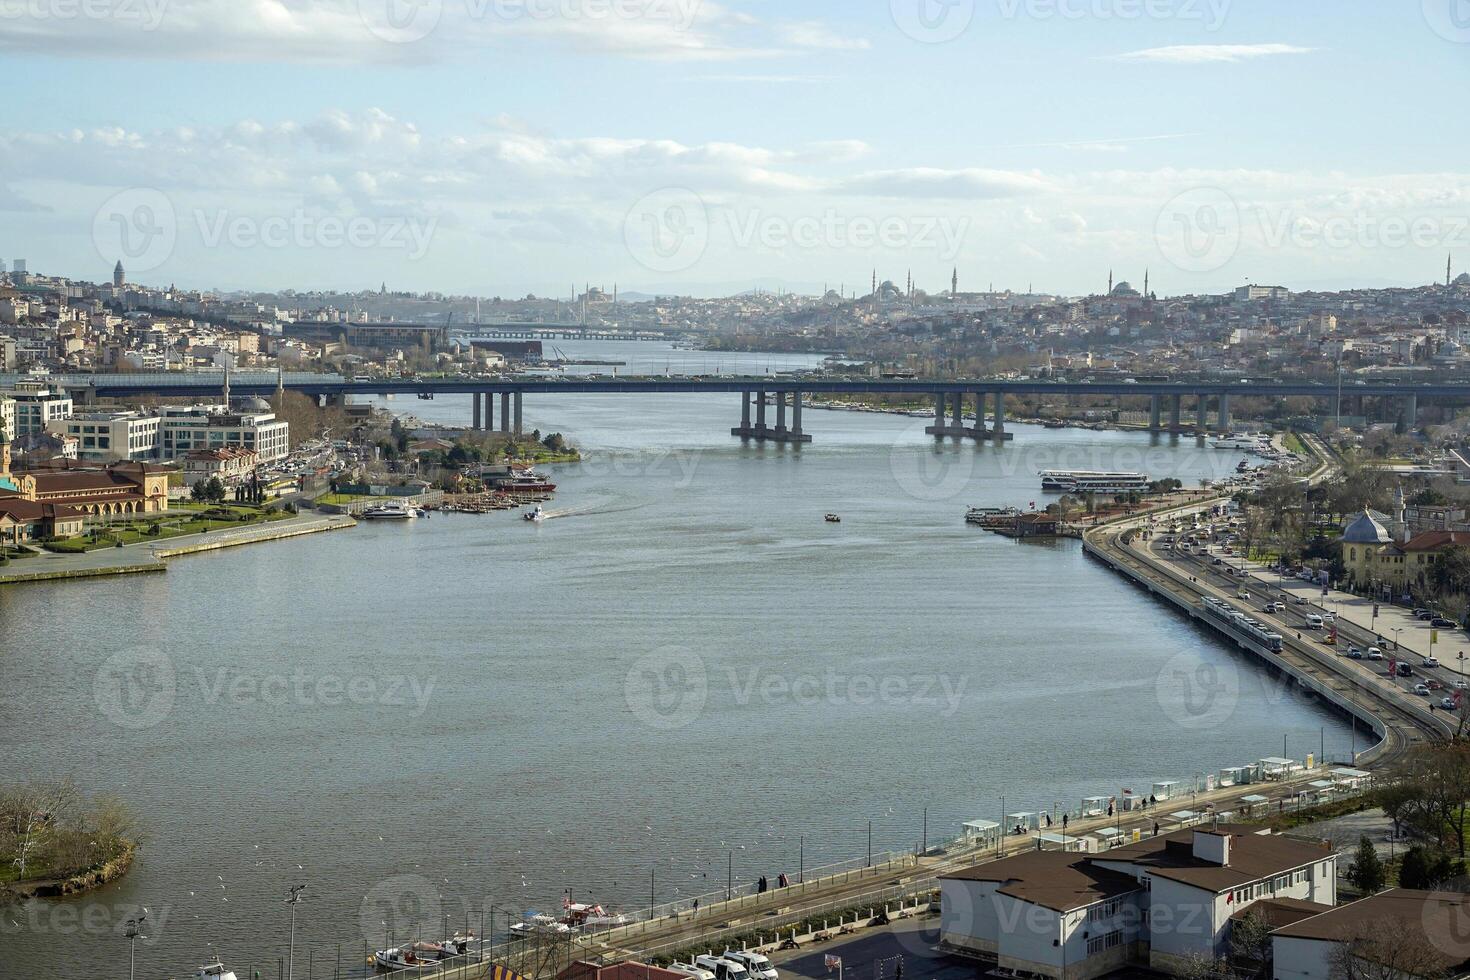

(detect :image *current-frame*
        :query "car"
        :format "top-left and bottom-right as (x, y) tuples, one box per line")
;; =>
(1442, 697), (1458, 710)
(1397, 663), (1415, 677)
(1428, 679), (1444, 690)
(1424, 657), (1441, 668)
(1237, 590), (1251, 601)
(1266, 602), (1285, 613)
(1346, 647), (1363, 659)
(1432, 618), (1457, 629)
(1367, 647), (1383, 660)
(1293, 596), (1309, 605)
(1322, 613), (1336, 624)
(1413, 607), (1429, 618)
(1212, 557), (1224, 566)
(1414, 683), (1431, 696)
(1457, 680), (1470, 691)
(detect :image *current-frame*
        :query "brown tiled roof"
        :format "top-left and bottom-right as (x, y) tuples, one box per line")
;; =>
(1272, 889), (1470, 972)
(558, 962), (689, 980)
(1403, 531), (1470, 552)
(1100, 825), (1330, 893)
(1230, 896), (1329, 930)
(940, 850), (1140, 913)
(0, 497), (83, 522)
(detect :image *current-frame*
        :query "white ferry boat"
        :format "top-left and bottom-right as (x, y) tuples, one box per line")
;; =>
(361, 501), (418, 520)
(1039, 470), (1150, 494)
(1211, 433), (1272, 450)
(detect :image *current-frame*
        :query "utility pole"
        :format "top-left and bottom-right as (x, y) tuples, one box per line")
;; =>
(124, 911), (147, 980)
(285, 884), (306, 980)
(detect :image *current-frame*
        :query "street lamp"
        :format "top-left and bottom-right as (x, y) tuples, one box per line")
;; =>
(124, 911), (147, 980)
(285, 884), (306, 980)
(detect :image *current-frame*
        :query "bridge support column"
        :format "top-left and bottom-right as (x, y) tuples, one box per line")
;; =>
(1194, 394), (1208, 436)
(1149, 395), (1162, 432)
(1398, 394), (1418, 434)
(926, 391), (967, 437)
(966, 392), (988, 440)
(513, 392), (523, 438)
(774, 391), (787, 436)
(733, 390), (754, 439)
(1217, 394), (1232, 434)
(501, 393), (511, 434)
(1169, 394), (1182, 433)
(992, 391), (1011, 441)
(756, 390), (768, 434)
(485, 392), (495, 432)
(926, 392), (946, 437)
(472, 392), (482, 430)
(952, 392), (964, 430)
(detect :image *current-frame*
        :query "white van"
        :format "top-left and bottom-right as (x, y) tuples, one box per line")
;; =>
(669, 966), (715, 980)
(695, 956), (752, 980)
(725, 952), (778, 980)
(1305, 615), (1324, 630)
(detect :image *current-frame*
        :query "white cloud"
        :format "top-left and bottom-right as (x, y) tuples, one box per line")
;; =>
(0, 0), (846, 63)
(1113, 43), (1314, 64)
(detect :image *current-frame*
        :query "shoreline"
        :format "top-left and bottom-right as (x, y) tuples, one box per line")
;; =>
(0, 513), (356, 586)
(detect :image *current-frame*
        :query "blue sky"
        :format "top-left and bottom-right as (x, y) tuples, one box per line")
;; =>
(2, 0), (1468, 298)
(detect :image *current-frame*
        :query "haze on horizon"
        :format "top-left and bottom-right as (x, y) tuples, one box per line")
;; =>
(3, 0), (1468, 299)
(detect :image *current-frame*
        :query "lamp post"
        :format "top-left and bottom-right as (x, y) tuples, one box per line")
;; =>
(285, 884), (306, 980)
(124, 911), (147, 980)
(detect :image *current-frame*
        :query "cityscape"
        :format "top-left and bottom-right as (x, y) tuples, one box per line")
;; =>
(6, 4), (1470, 980)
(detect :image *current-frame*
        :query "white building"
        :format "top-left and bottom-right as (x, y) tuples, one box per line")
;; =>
(0, 395), (12, 442)
(1272, 888), (1470, 980)
(1, 382), (73, 435)
(157, 404), (290, 464)
(939, 826), (1337, 980)
(181, 446), (261, 486)
(48, 411), (162, 461)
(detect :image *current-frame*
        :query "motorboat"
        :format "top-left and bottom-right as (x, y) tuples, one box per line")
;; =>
(824, 514), (841, 523)
(361, 501), (417, 520)
(510, 913), (573, 935)
(410, 939), (458, 960)
(375, 946), (439, 970)
(524, 505), (546, 523)
(195, 965), (239, 980)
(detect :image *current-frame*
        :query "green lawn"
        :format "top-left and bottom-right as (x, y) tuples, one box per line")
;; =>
(43, 505), (290, 552)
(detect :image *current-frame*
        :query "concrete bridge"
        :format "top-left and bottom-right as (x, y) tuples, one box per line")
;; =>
(22, 372), (1464, 443)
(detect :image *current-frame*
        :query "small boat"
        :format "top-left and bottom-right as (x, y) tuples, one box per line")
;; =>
(524, 506), (546, 523)
(824, 514), (841, 523)
(361, 501), (417, 520)
(195, 965), (240, 980)
(375, 946), (438, 970)
(410, 939), (457, 960)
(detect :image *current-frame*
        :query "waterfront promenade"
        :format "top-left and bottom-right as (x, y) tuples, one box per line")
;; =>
(0, 511), (355, 584)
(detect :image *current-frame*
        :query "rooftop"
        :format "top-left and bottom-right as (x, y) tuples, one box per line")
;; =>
(940, 850), (1141, 913)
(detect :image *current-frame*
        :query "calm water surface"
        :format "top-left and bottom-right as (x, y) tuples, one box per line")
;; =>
(1, 346), (1354, 979)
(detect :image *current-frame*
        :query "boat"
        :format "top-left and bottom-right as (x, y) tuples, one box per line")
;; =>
(965, 506), (1020, 526)
(410, 939), (458, 960)
(1211, 433), (1271, 450)
(194, 965), (239, 980)
(375, 946), (439, 970)
(524, 505), (546, 523)
(361, 501), (417, 520)
(1038, 470), (1150, 494)
(487, 465), (557, 492)
(510, 913), (573, 935)
(825, 514), (841, 523)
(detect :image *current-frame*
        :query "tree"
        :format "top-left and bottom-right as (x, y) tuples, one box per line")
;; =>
(1429, 546), (1470, 607)
(1229, 909), (1273, 979)
(1346, 835), (1385, 893)
(1328, 930), (1449, 980)
(203, 477), (227, 504)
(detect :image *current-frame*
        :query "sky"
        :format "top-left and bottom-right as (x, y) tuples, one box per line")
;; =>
(2, 0), (1469, 299)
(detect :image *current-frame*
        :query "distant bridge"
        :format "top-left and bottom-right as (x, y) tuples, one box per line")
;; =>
(13, 372), (1462, 444)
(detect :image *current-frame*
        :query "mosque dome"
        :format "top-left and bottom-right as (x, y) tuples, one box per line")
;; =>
(1342, 509), (1392, 545)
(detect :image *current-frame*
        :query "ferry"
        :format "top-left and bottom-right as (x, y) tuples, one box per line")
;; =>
(965, 506), (1020, 526)
(1039, 470), (1149, 494)
(1211, 433), (1271, 450)
(487, 465), (557, 492)
(1199, 595), (1284, 652)
(361, 501), (419, 520)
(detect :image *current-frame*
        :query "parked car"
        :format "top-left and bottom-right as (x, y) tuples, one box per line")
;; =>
(1431, 618), (1457, 629)
(1412, 607), (1429, 618)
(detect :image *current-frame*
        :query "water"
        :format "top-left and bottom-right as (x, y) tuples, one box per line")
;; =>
(0, 343), (1354, 979)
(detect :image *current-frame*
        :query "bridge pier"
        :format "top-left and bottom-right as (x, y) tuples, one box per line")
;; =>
(992, 391), (1011, 441)
(472, 392), (482, 430)
(1217, 393), (1232, 434)
(926, 391), (968, 437)
(1169, 394), (1182, 434)
(513, 392), (523, 438)
(1148, 395), (1162, 432)
(1398, 394), (1418, 434)
(732, 390), (810, 442)
(1194, 394), (1209, 436)
(485, 392), (495, 432)
(501, 392), (511, 435)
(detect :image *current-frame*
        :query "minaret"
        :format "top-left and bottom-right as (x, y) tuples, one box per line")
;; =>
(871, 269), (877, 297)
(275, 364), (285, 403)
(1107, 269), (1113, 295)
(951, 267), (958, 297)
(222, 362), (231, 410)
(1450, 253), (1454, 288)
(1144, 268), (1150, 300)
